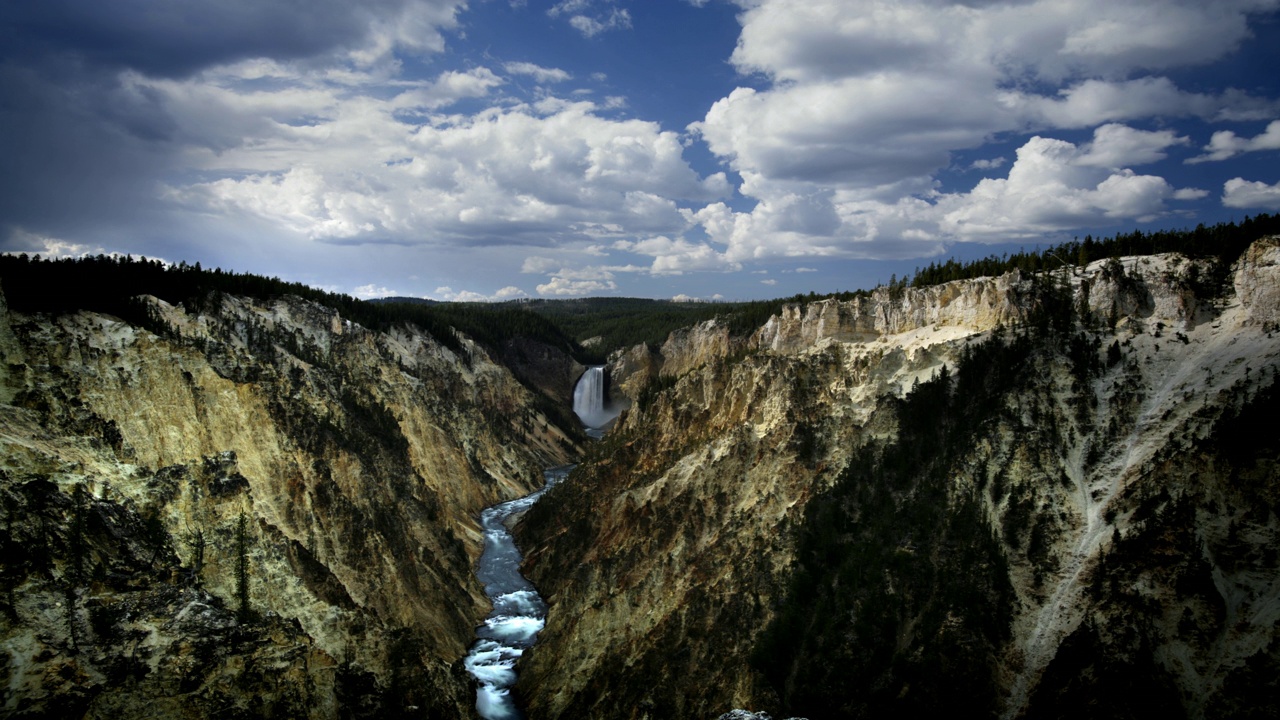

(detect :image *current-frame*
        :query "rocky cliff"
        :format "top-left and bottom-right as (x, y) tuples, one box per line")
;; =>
(516, 239), (1280, 719)
(0, 287), (577, 718)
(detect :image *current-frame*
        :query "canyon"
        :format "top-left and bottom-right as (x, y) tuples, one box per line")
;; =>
(0, 285), (577, 717)
(515, 239), (1280, 719)
(1, 234), (1278, 719)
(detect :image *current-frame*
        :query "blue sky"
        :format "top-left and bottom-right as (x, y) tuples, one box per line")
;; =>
(3, 0), (1279, 302)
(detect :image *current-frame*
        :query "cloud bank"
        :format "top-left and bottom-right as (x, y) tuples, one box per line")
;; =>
(2, 0), (1278, 298)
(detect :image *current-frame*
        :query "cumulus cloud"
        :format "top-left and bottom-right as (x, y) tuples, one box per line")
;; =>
(353, 283), (400, 299)
(1188, 119), (1280, 163)
(160, 83), (727, 245)
(399, 68), (505, 108)
(685, 0), (1278, 262)
(683, 122), (1207, 260)
(536, 275), (617, 296)
(1222, 178), (1280, 210)
(621, 235), (740, 275)
(1075, 123), (1189, 168)
(432, 285), (529, 301)
(939, 130), (1199, 240)
(4, 0), (1279, 296)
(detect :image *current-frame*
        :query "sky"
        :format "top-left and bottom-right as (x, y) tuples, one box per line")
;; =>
(2, 0), (1279, 302)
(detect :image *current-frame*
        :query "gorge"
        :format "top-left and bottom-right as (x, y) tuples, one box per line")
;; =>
(2, 222), (1279, 719)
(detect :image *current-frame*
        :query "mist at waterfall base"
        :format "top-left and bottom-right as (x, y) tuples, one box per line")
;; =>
(573, 367), (621, 437)
(465, 467), (570, 720)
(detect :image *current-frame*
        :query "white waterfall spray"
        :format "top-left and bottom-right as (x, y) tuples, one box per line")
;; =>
(573, 367), (619, 431)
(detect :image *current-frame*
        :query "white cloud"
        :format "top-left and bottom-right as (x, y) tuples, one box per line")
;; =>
(682, 122), (1208, 258)
(1223, 178), (1280, 210)
(353, 283), (399, 299)
(624, 235), (741, 275)
(431, 285), (529, 301)
(536, 276), (617, 296)
(4, 227), (102, 259)
(1076, 123), (1188, 168)
(549, 1), (632, 37)
(1188, 119), (1280, 163)
(939, 131), (1196, 240)
(970, 157), (1007, 170)
(570, 10), (632, 37)
(494, 285), (528, 299)
(685, 0), (1280, 261)
(349, 0), (469, 68)
(761, 278), (778, 285)
(504, 62), (572, 84)
(157, 67), (727, 246)
(529, 262), (637, 296)
(1008, 78), (1276, 129)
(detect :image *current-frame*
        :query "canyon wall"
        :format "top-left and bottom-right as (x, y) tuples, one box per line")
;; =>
(517, 240), (1280, 719)
(0, 288), (576, 718)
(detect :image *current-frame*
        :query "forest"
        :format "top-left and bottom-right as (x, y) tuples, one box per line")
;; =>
(1, 213), (1274, 364)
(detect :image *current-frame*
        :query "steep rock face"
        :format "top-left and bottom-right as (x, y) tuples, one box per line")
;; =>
(0, 289), (576, 718)
(606, 343), (659, 413)
(657, 319), (742, 378)
(752, 273), (1024, 354)
(1236, 235), (1280, 327)
(516, 242), (1280, 719)
(497, 336), (586, 414)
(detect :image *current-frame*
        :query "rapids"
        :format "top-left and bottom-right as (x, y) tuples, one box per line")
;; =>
(464, 466), (571, 719)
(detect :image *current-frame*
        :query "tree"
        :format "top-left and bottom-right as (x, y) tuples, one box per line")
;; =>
(186, 526), (206, 585)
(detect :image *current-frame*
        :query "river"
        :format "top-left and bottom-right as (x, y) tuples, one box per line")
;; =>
(464, 465), (572, 719)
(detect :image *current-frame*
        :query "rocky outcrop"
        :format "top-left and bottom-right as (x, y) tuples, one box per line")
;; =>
(658, 319), (741, 378)
(0, 288), (576, 718)
(1236, 235), (1280, 327)
(752, 273), (1024, 355)
(606, 343), (659, 413)
(498, 336), (585, 411)
(516, 242), (1280, 720)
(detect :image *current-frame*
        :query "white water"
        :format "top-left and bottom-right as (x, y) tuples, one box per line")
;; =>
(572, 367), (619, 433)
(465, 467), (571, 720)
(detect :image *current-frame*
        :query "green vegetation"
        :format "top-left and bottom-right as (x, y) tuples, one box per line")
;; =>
(234, 512), (253, 623)
(2, 214), (1275, 370)
(911, 214), (1280, 291)
(508, 297), (776, 362)
(0, 253), (585, 362)
(186, 527), (207, 585)
(511, 293), (871, 361)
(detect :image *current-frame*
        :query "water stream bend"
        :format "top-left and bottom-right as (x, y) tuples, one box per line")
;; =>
(464, 466), (571, 719)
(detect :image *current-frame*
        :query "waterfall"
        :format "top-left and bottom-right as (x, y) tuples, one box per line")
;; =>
(572, 367), (618, 432)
